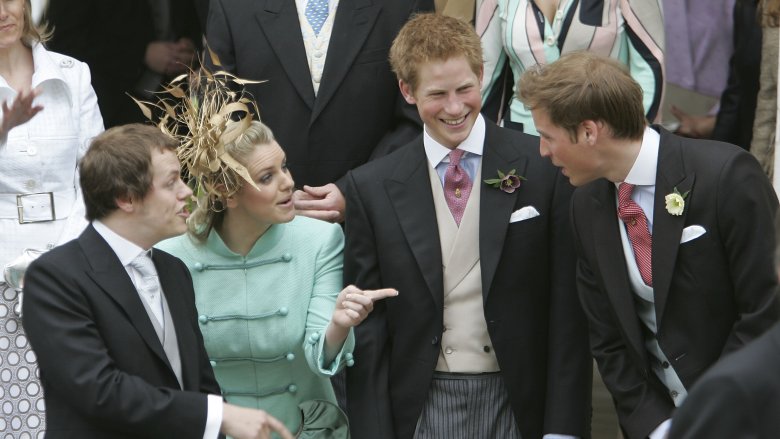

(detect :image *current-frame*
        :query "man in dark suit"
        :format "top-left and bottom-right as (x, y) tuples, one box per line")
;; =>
(518, 51), (780, 439)
(668, 327), (780, 438)
(46, 0), (202, 128)
(206, 0), (432, 223)
(344, 14), (591, 439)
(22, 124), (292, 438)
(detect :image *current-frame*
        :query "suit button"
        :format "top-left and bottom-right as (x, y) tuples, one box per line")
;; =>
(483, 346), (491, 353)
(431, 336), (439, 345)
(288, 384), (298, 393)
(670, 390), (679, 398)
(662, 361), (670, 369)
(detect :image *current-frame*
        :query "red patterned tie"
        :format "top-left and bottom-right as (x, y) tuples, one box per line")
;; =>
(444, 149), (471, 226)
(617, 183), (653, 286)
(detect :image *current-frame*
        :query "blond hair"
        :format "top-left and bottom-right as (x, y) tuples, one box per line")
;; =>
(389, 13), (482, 92)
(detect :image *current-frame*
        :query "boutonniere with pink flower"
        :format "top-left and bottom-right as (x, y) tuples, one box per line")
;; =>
(484, 169), (526, 194)
(665, 187), (690, 216)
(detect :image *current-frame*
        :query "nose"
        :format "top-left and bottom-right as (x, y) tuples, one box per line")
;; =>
(539, 140), (550, 158)
(444, 94), (464, 116)
(179, 180), (193, 199)
(280, 168), (295, 191)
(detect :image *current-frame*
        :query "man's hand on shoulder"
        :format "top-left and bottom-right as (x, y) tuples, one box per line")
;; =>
(293, 183), (345, 223)
(220, 403), (293, 439)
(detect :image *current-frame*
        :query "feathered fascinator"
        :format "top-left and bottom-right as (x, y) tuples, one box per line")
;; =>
(132, 49), (264, 207)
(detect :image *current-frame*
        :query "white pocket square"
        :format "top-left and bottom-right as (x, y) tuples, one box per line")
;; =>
(680, 225), (706, 244)
(509, 206), (540, 223)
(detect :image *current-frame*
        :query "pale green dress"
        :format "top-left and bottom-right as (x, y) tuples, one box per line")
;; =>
(156, 216), (355, 435)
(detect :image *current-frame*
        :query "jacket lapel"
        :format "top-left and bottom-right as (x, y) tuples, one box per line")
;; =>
(385, 141), (444, 310)
(651, 129), (694, 325)
(256, 0), (316, 110)
(311, 0), (381, 123)
(80, 226), (174, 374)
(589, 181), (647, 359)
(479, 125), (527, 299)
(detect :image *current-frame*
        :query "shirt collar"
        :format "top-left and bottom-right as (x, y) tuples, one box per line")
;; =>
(621, 126), (660, 187)
(0, 43), (72, 105)
(92, 220), (148, 267)
(424, 114), (485, 168)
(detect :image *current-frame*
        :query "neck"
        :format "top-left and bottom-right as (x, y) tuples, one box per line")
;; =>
(0, 42), (34, 91)
(99, 214), (156, 251)
(217, 211), (271, 257)
(602, 135), (644, 183)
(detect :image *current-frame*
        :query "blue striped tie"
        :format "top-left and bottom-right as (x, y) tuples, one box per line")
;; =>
(305, 0), (329, 36)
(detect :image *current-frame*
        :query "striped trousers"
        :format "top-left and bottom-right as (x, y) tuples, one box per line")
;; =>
(414, 371), (521, 439)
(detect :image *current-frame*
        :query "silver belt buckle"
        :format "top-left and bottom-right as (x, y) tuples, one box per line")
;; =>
(16, 192), (56, 224)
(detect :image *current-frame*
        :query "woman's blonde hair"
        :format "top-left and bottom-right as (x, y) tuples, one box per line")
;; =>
(187, 120), (276, 242)
(21, 0), (52, 46)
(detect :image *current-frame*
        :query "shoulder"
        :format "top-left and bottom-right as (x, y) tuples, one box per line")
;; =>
(154, 234), (201, 265)
(350, 137), (423, 182)
(36, 46), (90, 75)
(285, 216), (344, 248)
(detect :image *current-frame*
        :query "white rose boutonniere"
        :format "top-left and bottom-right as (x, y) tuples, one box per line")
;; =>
(665, 187), (690, 216)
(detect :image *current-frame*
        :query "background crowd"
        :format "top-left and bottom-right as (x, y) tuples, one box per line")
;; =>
(2, 0), (780, 438)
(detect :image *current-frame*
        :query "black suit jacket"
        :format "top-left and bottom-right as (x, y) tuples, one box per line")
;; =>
(46, 0), (203, 128)
(206, 0), (432, 189)
(343, 123), (592, 439)
(22, 225), (221, 438)
(668, 322), (780, 439)
(571, 128), (779, 439)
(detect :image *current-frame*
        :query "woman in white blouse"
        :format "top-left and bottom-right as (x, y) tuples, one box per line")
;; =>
(478, 0), (665, 135)
(0, 0), (103, 435)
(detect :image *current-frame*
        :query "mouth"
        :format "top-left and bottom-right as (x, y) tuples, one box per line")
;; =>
(441, 114), (467, 126)
(177, 205), (190, 219)
(277, 196), (293, 208)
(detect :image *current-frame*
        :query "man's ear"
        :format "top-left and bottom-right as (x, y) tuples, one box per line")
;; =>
(580, 120), (600, 145)
(399, 80), (416, 105)
(115, 194), (135, 213)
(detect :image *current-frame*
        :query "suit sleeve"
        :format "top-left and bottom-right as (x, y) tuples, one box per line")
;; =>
(571, 193), (674, 439)
(668, 375), (757, 439)
(543, 171), (593, 436)
(716, 151), (779, 354)
(22, 256), (211, 438)
(343, 171), (396, 439)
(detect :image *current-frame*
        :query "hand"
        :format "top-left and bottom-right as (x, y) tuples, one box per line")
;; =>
(670, 105), (715, 139)
(220, 403), (294, 439)
(1, 87), (43, 137)
(292, 183), (345, 223)
(145, 40), (194, 76)
(331, 285), (398, 329)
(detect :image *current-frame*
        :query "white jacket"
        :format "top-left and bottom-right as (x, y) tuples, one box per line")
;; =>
(0, 43), (104, 268)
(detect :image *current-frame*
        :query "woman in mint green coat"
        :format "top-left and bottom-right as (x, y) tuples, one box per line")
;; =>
(157, 120), (396, 436)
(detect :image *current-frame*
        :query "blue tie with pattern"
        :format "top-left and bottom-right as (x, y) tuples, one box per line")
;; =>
(305, 0), (329, 36)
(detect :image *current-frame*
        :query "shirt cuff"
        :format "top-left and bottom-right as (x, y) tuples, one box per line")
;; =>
(543, 435), (579, 439)
(649, 419), (672, 439)
(203, 394), (223, 439)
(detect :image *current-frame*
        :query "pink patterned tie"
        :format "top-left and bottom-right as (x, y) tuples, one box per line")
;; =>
(617, 183), (653, 286)
(444, 149), (472, 226)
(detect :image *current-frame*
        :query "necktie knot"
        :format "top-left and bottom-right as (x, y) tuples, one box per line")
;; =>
(129, 252), (156, 279)
(448, 149), (465, 167)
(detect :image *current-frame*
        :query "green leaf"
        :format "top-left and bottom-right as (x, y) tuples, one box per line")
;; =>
(497, 169), (505, 179)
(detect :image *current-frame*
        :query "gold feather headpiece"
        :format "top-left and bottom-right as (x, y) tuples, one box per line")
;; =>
(132, 48), (265, 207)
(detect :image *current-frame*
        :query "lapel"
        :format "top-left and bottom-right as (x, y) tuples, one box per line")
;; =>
(80, 226), (175, 375)
(589, 180), (647, 359)
(478, 124), (528, 299)
(153, 252), (192, 389)
(311, 0), (382, 123)
(651, 129), (694, 325)
(256, 0), (316, 110)
(384, 141), (444, 310)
